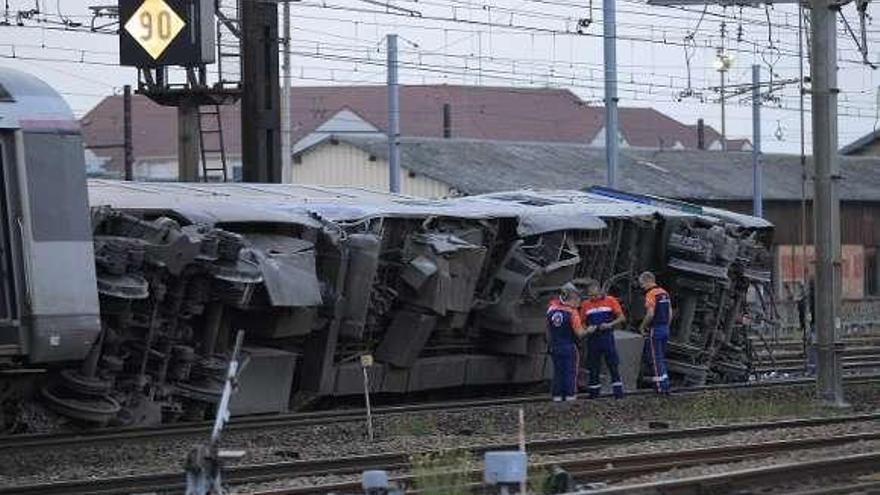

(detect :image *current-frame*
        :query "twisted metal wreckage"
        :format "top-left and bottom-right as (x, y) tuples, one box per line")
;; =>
(42, 181), (775, 426)
(0, 67), (775, 429)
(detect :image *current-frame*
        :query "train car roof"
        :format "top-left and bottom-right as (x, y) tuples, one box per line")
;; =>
(87, 180), (771, 233)
(472, 189), (773, 229)
(87, 180), (608, 234)
(0, 67), (78, 132)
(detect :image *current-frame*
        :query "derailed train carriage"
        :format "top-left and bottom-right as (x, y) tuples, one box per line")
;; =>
(71, 181), (774, 425)
(0, 67), (775, 428)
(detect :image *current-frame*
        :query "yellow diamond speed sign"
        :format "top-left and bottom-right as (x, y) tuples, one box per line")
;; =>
(124, 0), (186, 60)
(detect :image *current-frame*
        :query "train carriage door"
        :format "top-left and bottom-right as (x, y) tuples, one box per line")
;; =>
(17, 128), (101, 363)
(0, 131), (24, 357)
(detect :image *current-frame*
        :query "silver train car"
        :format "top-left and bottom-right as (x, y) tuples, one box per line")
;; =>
(0, 69), (776, 430)
(0, 69), (101, 365)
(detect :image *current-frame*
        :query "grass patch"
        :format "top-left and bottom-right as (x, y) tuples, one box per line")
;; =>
(529, 464), (552, 495)
(482, 415), (499, 435)
(411, 449), (474, 495)
(576, 416), (599, 434)
(390, 415), (437, 437)
(673, 394), (818, 422)
(557, 413), (600, 437)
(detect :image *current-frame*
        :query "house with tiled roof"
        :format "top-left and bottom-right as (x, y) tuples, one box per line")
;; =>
(840, 129), (880, 157)
(80, 85), (748, 179)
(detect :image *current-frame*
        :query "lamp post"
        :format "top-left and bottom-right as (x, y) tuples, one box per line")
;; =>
(714, 49), (733, 151)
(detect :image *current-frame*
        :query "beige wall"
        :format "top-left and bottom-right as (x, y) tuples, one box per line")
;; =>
(128, 156), (241, 181)
(290, 141), (455, 198)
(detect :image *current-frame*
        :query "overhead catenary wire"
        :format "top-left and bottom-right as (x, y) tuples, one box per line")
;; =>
(1, 0), (875, 63)
(3, 21), (877, 112)
(0, 0), (875, 148)
(1, 39), (878, 121)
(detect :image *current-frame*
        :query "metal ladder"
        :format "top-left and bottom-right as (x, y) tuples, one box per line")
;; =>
(198, 105), (229, 182)
(216, 0), (241, 88)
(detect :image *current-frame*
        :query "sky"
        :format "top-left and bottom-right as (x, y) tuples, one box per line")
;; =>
(0, 0), (878, 153)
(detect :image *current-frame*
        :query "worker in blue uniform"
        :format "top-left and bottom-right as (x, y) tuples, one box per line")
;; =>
(546, 282), (586, 402)
(579, 279), (627, 399)
(638, 271), (672, 394)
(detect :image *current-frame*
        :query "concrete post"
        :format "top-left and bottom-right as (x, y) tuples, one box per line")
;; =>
(752, 64), (763, 218)
(178, 99), (200, 182)
(123, 84), (134, 181)
(281, 0), (292, 183)
(603, 0), (619, 187)
(387, 34), (401, 194)
(810, 0), (845, 406)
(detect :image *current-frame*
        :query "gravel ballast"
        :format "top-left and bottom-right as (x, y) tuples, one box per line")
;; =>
(0, 381), (878, 488)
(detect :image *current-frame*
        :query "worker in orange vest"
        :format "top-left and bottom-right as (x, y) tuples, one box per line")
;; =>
(638, 271), (672, 394)
(546, 282), (586, 401)
(580, 279), (627, 398)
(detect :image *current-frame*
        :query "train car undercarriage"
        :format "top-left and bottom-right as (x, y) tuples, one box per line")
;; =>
(26, 183), (774, 429)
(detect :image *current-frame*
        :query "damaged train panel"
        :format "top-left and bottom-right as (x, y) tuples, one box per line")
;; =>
(40, 181), (774, 426)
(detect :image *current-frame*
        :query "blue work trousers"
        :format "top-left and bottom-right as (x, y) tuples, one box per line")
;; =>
(550, 343), (579, 398)
(586, 331), (623, 398)
(643, 327), (670, 393)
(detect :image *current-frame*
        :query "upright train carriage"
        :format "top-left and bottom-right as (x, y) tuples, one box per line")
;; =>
(0, 68), (776, 430)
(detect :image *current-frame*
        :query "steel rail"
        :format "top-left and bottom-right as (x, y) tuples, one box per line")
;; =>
(4, 413), (880, 495)
(751, 337), (880, 348)
(757, 347), (880, 359)
(578, 451), (880, 495)
(756, 360), (880, 374)
(784, 480), (880, 495)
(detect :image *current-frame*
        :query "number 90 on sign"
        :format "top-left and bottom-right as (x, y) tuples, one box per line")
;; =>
(139, 10), (173, 42)
(123, 0), (186, 60)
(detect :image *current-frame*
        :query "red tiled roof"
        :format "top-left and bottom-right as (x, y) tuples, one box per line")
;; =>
(80, 85), (747, 171)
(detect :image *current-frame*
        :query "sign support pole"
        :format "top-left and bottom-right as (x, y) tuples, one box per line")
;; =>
(178, 99), (200, 182)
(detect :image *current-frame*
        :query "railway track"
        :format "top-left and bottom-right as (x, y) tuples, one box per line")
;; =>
(755, 357), (880, 375)
(786, 480), (880, 495)
(752, 337), (880, 375)
(3, 373), (879, 453)
(4, 411), (880, 495)
(250, 422), (880, 495)
(580, 451), (880, 495)
(750, 336), (880, 358)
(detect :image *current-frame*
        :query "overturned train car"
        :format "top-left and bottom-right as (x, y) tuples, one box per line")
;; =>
(72, 182), (774, 425)
(0, 68), (774, 427)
